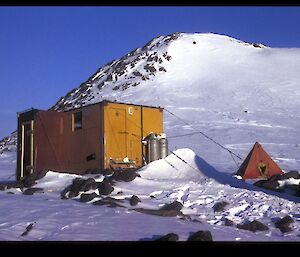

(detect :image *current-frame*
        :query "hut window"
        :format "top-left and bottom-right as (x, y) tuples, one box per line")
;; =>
(72, 111), (82, 131)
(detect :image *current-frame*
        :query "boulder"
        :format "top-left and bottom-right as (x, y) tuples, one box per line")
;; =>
(92, 197), (124, 208)
(68, 190), (80, 198)
(21, 176), (36, 188)
(81, 178), (97, 192)
(279, 226), (293, 233)
(110, 169), (137, 182)
(268, 174), (282, 182)
(97, 179), (114, 195)
(160, 201), (183, 212)
(23, 187), (44, 195)
(279, 170), (300, 180)
(80, 192), (99, 202)
(274, 215), (294, 233)
(237, 220), (269, 232)
(253, 180), (265, 187)
(71, 178), (86, 192)
(156, 233), (179, 241)
(212, 201), (229, 212)
(60, 185), (71, 199)
(254, 179), (280, 191)
(129, 195), (141, 206)
(134, 202), (184, 217)
(187, 230), (213, 241)
(33, 170), (48, 180)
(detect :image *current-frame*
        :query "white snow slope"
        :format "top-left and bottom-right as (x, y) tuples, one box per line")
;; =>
(1, 32), (300, 241)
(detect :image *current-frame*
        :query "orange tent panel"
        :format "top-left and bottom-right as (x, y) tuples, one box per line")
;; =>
(236, 142), (283, 179)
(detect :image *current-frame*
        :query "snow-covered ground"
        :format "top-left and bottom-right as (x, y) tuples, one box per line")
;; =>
(1, 32), (300, 241)
(0, 148), (299, 241)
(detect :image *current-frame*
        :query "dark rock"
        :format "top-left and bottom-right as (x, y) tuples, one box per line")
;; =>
(7, 181), (23, 190)
(21, 222), (35, 236)
(224, 218), (234, 227)
(212, 201), (229, 212)
(112, 85), (120, 91)
(70, 178), (86, 192)
(134, 208), (182, 217)
(21, 176), (36, 188)
(268, 174), (282, 182)
(193, 41), (196, 44)
(237, 220), (269, 232)
(106, 74), (113, 82)
(187, 230), (213, 241)
(284, 184), (299, 191)
(82, 178), (97, 192)
(253, 180), (265, 187)
(19, 171), (48, 189)
(279, 226), (293, 233)
(150, 195), (155, 198)
(275, 215), (294, 229)
(34, 170), (48, 180)
(263, 180), (280, 190)
(160, 201), (183, 212)
(110, 169), (137, 182)
(80, 192), (99, 202)
(133, 71), (142, 77)
(252, 43), (261, 48)
(134, 201), (184, 217)
(253, 179), (280, 191)
(23, 187), (44, 195)
(97, 179), (114, 195)
(156, 233), (179, 241)
(295, 186), (300, 197)
(144, 64), (156, 73)
(68, 190), (80, 198)
(92, 197), (124, 208)
(60, 185), (71, 199)
(0, 184), (7, 191)
(165, 55), (172, 61)
(279, 171), (300, 180)
(129, 195), (141, 206)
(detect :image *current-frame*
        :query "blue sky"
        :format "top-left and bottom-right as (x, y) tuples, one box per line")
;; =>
(0, 6), (300, 138)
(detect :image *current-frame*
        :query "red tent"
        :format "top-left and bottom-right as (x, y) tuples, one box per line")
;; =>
(236, 142), (283, 179)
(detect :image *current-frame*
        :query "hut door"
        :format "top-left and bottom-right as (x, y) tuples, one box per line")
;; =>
(106, 108), (127, 164)
(21, 121), (34, 178)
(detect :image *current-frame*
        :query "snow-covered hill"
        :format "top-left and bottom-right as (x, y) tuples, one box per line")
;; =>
(1, 32), (300, 241)
(51, 32), (300, 173)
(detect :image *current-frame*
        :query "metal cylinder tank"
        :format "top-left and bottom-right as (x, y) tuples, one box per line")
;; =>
(159, 137), (168, 159)
(148, 136), (160, 163)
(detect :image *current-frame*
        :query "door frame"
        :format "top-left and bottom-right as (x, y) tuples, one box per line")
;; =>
(20, 120), (34, 178)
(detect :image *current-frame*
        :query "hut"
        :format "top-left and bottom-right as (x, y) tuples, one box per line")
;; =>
(16, 101), (165, 180)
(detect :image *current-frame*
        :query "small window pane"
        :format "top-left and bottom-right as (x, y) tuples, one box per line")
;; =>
(73, 112), (82, 130)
